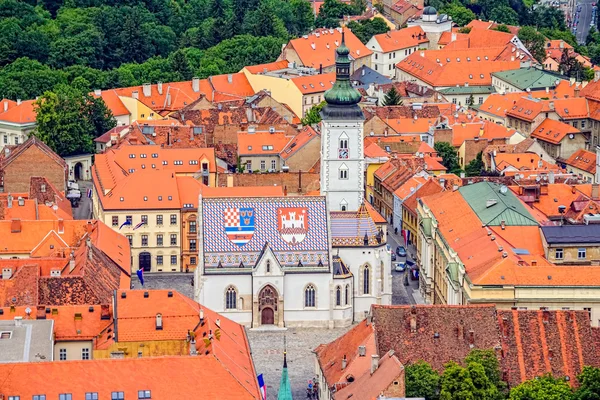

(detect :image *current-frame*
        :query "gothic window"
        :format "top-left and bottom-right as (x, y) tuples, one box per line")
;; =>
(336, 286), (342, 306)
(380, 261), (385, 293)
(266, 261), (271, 273)
(339, 164), (349, 180)
(345, 284), (350, 305)
(363, 265), (371, 295)
(304, 284), (316, 308)
(225, 286), (237, 310)
(338, 133), (349, 159)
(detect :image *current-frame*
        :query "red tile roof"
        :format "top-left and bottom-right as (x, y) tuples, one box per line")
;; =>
(110, 290), (261, 399)
(286, 27), (372, 69)
(530, 118), (580, 145)
(451, 121), (517, 147)
(95, 90), (130, 117)
(0, 99), (36, 125)
(238, 131), (293, 156)
(371, 26), (429, 53)
(564, 149), (597, 174)
(0, 356), (260, 399)
(292, 72), (336, 94)
(402, 179), (443, 217)
(280, 125), (320, 160)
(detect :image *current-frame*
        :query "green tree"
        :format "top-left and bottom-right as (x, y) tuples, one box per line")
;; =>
(440, 361), (500, 400)
(434, 141), (461, 174)
(488, 5), (519, 26)
(494, 24), (511, 33)
(316, 0), (357, 27)
(559, 48), (585, 79)
(465, 153), (483, 177)
(301, 101), (325, 125)
(34, 78), (116, 156)
(465, 349), (506, 393)
(575, 366), (600, 400)
(466, 94), (475, 106)
(441, 2), (476, 27)
(509, 374), (574, 400)
(347, 18), (390, 44)
(169, 49), (193, 80)
(518, 26), (547, 63)
(405, 361), (441, 400)
(382, 86), (403, 106)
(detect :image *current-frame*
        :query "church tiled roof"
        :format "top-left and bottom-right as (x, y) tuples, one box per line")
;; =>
(201, 196), (330, 270)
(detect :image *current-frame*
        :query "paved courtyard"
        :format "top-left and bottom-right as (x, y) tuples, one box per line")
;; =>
(135, 263), (414, 399)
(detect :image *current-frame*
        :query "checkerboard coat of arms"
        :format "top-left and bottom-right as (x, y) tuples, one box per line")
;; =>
(224, 207), (255, 246)
(277, 207), (308, 245)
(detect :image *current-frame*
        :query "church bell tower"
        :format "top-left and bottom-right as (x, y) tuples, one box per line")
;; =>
(319, 29), (365, 212)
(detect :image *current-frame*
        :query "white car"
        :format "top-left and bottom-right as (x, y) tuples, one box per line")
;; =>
(394, 262), (407, 272)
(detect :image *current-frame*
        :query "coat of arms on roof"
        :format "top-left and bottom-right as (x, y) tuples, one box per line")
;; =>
(277, 207), (308, 245)
(224, 207), (255, 246)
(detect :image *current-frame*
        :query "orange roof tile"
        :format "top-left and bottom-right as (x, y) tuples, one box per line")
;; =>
(438, 31), (469, 46)
(494, 153), (553, 172)
(564, 149), (597, 174)
(403, 179), (443, 216)
(96, 90), (130, 117)
(112, 290), (260, 399)
(365, 201), (387, 223)
(479, 91), (546, 119)
(244, 60), (291, 74)
(530, 118), (580, 144)
(200, 185), (285, 197)
(238, 131), (293, 155)
(451, 121), (517, 147)
(552, 97), (589, 119)
(210, 73), (255, 98)
(287, 27), (372, 69)
(364, 142), (390, 158)
(280, 125), (319, 160)
(397, 51), (520, 87)
(393, 176), (427, 199)
(292, 72), (336, 94)
(0, 99), (36, 125)
(0, 356), (259, 400)
(372, 26), (429, 53)
(384, 117), (437, 134)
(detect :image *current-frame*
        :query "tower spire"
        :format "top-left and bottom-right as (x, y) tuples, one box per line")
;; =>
(277, 334), (293, 400)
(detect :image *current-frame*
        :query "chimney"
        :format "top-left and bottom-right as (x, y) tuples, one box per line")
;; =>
(200, 308), (205, 322)
(143, 83), (151, 97)
(167, 92), (172, 107)
(2, 267), (12, 279)
(342, 355), (347, 370)
(370, 354), (380, 374)
(500, 220), (505, 230)
(192, 77), (200, 92)
(468, 329), (475, 346)
(592, 184), (599, 200)
(100, 304), (111, 320)
(58, 219), (65, 233)
(451, 32), (457, 41)
(559, 40), (564, 49)
(546, 87), (549, 94)
(16, 99), (21, 105)
(10, 219), (21, 233)
(155, 313), (163, 330)
(189, 338), (198, 355)
(14, 316), (22, 327)
(358, 345), (366, 356)
(17, 197), (24, 206)
(227, 74), (233, 84)
(86, 237), (93, 261)
(86, 220), (93, 234)
(410, 314), (417, 333)
(36, 305), (46, 320)
(69, 252), (76, 273)
(7, 194), (12, 208)
(94, 89), (101, 96)
(283, 186), (288, 196)
(549, 101), (554, 110)
(575, 85), (581, 98)
(157, 82), (163, 95)
(572, 185), (576, 194)
(542, 309), (550, 323)
(3, 100), (7, 112)
(132, 91), (139, 100)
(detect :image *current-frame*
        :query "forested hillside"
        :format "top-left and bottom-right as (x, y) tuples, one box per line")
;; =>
(0, 0), (321, 99)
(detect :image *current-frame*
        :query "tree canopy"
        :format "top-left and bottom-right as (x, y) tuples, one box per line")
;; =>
(434, 141), (462, 174)
(382, 87), (403, 106)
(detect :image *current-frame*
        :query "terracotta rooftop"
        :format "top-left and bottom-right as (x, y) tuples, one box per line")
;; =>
(285, 27), (372, 69)
(238, 131), (293, 156)
(371, 305), (600, 387)
(0, 356), (260, 399)
(292, 72), (336, 94)
(371, 26), (429, 53)
(530, 118), (580, 145)
(451, 121), (517, 147)
(565, 149), (597, 174)
(0, 99), (36, 125)
(402, 179), (443, 217)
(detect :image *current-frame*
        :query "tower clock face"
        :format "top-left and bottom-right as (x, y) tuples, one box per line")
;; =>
(338, 148), (349, 159)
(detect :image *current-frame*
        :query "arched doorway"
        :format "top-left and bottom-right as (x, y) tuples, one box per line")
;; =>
(258, 285), (278, 325)
(74, 162), (83, 180)
(139, 252), (151, 272)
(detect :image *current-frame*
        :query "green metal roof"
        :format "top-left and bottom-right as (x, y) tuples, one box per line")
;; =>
(491, 68), (566, 91)
(438, 86), (496, 95)
(277, 353), (293, 400)
(324, 31), (361, 106)
(458, 182), (538, 226)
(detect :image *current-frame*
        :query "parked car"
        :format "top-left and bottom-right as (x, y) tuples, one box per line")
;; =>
(394, 262), (407, 272)
(396, 246), (407, 257)
(391, 253), (397, 261)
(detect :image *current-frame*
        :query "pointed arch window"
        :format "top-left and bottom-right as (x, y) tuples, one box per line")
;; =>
(305, 285), (316, 308)
(345, 284), (350, 305)
(266, 261), (271, 273)
(225, 286), (237, 310)
(363, 265), (371, 295)
(336, 286), (342, 306)
(338, 132), (349, 159)
(339, 163), (349, 180)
